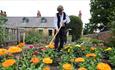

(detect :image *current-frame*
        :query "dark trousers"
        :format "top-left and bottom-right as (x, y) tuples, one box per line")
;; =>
(54, 27), (66, 51)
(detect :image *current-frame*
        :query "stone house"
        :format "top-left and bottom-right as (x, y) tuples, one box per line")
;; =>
(5, 17), (55, 43)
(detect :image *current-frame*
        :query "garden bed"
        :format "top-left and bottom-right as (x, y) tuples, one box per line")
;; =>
(0, 37), (115, 70)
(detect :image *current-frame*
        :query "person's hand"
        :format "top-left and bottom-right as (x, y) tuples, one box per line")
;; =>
(56, 28), (59, 32)
(62, 23), (65, 27)
(61, 21), (65, 27)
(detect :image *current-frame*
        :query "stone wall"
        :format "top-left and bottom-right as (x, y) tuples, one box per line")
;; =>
(84, 31), (112, 43)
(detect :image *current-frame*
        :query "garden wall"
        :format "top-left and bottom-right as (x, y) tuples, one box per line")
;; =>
(84, 31), (112, 43)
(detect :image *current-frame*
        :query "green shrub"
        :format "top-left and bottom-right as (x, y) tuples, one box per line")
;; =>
(77, 37), (103, 46)
(25, 30), (44, 44)
(110, 21), (115, 47)
(0, 16), (7, 46)
(67, 15), (83, 42)
(108, 47), (115, 67)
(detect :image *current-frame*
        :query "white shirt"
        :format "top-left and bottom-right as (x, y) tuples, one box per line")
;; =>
(54, 12), (70, 30)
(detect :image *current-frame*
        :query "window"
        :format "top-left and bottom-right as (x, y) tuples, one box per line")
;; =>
(41, 17), (47, 23)
(22, 17), (29, 23)
(39, 29), (43, 34)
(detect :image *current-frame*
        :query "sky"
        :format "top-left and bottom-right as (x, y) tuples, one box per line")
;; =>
(0, 0), (91, 24)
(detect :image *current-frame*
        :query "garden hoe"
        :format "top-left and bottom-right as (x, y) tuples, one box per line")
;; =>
(46, 26), (62, 49)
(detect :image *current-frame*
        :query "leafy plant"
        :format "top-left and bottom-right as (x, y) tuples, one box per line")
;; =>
(108, 47), (115, 67)
(67, 15), (83, 42)
(25, 30), (44, 44)
(0, 16), (7, 46)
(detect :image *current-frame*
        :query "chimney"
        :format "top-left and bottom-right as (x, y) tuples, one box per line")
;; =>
(0, 10), (7, 17)
(0, 10), (3, 16)
(3, 11), (7, 17)
(37, 10), (41, 18)
(78, 10), (82, 18)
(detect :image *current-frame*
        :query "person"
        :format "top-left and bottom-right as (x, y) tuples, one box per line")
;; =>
(54, 5), (70, 51)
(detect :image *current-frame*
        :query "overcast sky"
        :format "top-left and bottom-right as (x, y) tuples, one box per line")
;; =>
(0, 0), (91, 24)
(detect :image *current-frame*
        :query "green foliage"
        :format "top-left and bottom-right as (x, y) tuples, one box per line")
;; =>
(0, 38), (114, 69)
(102, 47), (115, 67)
(0, 16), (7, 46)
(85, 0), (115, 34)
(108, 47), (115, 67)
(83, 23), (93, 35)
(77, 37), (103, 45)
(109, 11), (115, 47)
(25, 30), (44, 44)
(107, 10), (115, 65)
(67, 15), (83, 42)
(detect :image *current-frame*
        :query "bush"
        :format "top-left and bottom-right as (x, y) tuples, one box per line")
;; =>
(0, 16), (7, 46)
(110, 21), (115, 47)
(25, 30), (51, 44)
(67, 15), (83, 42)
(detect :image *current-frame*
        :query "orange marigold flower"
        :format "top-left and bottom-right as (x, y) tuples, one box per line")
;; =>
(86, 53), (96, 57)
(78, 67), (87, 70)
(47, 43), (54, 49)
(81, 47), (86, 51)
(43, 66), (50, 70)
(8, 46), (22, 54)
(2, 59), (16, 68)
(30, 57), (40, 64)
(63, 63), (72, 70)
(75, 57), (85, 63)
(43, 57), (53, 64)
(97, 62), (111, 70)
(17, 42), (25, 48)
(0, 48), (7, 56)
(90, 47), (96, 51)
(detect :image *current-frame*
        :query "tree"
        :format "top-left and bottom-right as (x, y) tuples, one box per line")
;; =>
(86, 0), (115, 34)
(0, 16), (7, 47)
(67, 15), (83, 42)
(83, 23), (92, 35)
(109, 7), (115, 47)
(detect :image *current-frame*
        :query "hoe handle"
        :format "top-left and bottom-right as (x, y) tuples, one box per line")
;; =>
(49, 26), (62, 44)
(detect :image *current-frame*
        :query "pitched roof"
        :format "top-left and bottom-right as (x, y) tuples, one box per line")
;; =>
(5, 17), (55, 28)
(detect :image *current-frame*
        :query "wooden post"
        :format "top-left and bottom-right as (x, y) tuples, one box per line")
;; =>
(17, 28), (20, 44)
(23, 32), (25, 43)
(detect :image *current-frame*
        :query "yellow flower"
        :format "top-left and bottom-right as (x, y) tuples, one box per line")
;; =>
(75, 44), (81, 47)
(97, 62), (111, 70)
(105, 47), (112, 51)
(43, 66), (50, 70)
(8, 46), (22, 53)
(47, 43), (54, 49)
(2, 59), (16, 68)
(70, 58), (75, 62)
(63, 63), (72, 70)
(78, 67), (87, 70)
(90, 47), (96, 51)
(86, 53), (96, 57)
(30, 57), (40, 64)
(43, 57), (53, 64)
(75, 57), (85, 63)
(0, 48), (7, 56)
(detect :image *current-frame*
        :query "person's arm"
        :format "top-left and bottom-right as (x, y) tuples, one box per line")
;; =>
(61, 15), (70, 27)
(63, 15), (70, 24)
